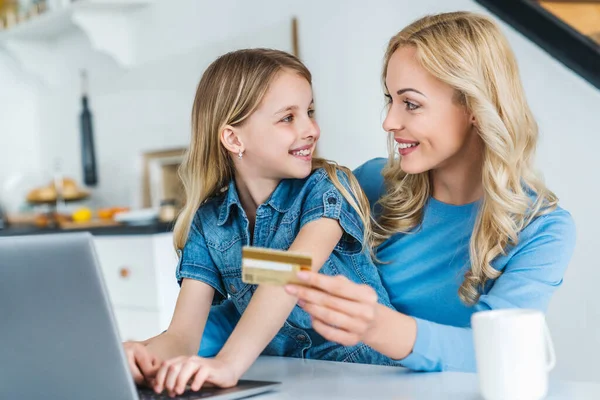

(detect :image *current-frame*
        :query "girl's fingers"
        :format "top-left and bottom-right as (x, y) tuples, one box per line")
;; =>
(153, 356), (184, 393)
(135, 349), (160, 380)
(164, 362), (184, 395)
(174, 360), (202, 395)
(126, 351), (144, 384)
(190, 366), (211, 392)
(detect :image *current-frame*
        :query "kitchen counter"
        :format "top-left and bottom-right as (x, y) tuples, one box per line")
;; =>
(0, 221), (174, 237)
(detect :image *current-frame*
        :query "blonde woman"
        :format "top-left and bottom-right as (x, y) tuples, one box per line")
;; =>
(283, 12), (576, 372)
(124, 48), (395, 395)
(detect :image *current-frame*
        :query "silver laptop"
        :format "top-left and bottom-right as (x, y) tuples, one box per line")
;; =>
(0, 233), (280, 400)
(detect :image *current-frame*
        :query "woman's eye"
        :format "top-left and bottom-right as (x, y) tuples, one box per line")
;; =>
(281, 115), (293, 123)
(384, 94), (393, 104)
(308, 109), (315, 118)
(403, 100), (419, 111)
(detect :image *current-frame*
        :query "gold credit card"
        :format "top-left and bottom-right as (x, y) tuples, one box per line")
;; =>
(242, 246), (312, 285)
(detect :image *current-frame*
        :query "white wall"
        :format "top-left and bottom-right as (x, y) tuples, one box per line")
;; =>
(0, 0), (598, 382)
(0, 53), (42, 212)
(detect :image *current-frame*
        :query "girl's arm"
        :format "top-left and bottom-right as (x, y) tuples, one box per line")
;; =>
(144, 210), (228, 359)
(124, 279), (215, 383)
(152, 217), (343, 396)
(145, 279), (215, 359)
(216, 217), (342, 375)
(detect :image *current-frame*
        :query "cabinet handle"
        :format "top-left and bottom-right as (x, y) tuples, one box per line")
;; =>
(119, 267), (131, 278)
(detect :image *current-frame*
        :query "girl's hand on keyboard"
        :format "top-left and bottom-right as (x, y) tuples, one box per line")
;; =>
(152, 355), (238, 397)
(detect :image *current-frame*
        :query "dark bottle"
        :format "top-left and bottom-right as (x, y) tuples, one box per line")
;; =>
(80, 69), (98, 186)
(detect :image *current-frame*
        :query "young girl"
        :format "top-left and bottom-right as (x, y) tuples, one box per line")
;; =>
(285, 12), (576, 372)
(125, 48), (393, 396)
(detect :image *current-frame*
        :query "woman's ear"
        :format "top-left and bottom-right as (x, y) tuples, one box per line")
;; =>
(467, 111), (477, 129)
(220, 125), (244, 155)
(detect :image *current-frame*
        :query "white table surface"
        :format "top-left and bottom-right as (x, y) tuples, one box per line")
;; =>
(241, 357), (600, 399)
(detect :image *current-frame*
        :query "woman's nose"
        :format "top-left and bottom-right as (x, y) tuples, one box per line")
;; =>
(383, 106), (403, 133)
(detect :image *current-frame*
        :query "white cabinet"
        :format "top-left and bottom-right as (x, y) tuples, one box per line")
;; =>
(92, 232), (179, 342)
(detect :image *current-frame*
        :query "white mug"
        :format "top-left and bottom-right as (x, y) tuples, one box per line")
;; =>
(472, 309), (556, 400)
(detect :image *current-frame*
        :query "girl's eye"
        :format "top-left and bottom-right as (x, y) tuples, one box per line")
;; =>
(403, 100), (420, 111)
(384, 94), (392, 104)
(281, 115), (293, 123)
(308, 109), (315, 118)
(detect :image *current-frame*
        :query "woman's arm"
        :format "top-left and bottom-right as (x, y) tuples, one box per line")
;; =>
(288, 210), (576, 372)
(152, 217), (344, 396)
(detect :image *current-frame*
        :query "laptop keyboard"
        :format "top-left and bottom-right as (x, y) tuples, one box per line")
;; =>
(137, 386), (225, 399)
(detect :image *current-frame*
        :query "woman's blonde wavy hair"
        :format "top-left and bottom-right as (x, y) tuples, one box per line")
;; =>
(375, 12), (558, 305)
(174, 48), (373, 253)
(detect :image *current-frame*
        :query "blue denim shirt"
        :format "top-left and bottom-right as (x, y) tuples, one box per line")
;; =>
(176, 168), (393, 364)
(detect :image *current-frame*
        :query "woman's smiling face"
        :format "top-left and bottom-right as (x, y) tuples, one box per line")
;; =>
(383, 46), (476, 175)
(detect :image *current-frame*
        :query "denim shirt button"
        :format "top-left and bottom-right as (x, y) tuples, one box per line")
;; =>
(229, 283), (237, 294)
(296, 334), (307, 341)
(327, 197), (337, 205)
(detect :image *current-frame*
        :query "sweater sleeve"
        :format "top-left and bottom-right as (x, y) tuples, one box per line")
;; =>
(399, 209), (576, 372)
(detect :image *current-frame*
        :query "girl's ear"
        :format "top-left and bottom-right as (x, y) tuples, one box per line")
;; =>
(220, 125), (244, 155)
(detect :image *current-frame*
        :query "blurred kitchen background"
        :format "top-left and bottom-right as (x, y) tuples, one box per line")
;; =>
(0, 0), (599, 383)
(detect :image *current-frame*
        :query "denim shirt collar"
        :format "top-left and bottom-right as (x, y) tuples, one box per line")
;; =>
(217, 180), (242, 226)
(217, 177), (305, 226)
